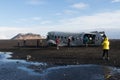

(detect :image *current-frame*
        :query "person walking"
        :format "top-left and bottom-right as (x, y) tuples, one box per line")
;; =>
(102, 37), (110, 60)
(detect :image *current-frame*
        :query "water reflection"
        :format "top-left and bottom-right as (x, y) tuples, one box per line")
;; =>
(0, 52), (46, 80)
(0, 52), (12, 60)
(43, 64), (105, 80)
(0, 52), (120, 80)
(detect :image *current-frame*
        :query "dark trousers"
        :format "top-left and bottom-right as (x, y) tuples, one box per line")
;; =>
(102, 49), (109, 58)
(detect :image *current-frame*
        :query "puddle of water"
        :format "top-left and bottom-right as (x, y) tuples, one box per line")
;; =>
(0, 51), (120, 80)
(43, 64), (105, 80)
(18, 66), (41, 76)
(0, 52), (47, 80)
(0, 52), (12, 60)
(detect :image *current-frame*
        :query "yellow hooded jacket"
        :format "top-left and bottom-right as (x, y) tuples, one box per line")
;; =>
(102, 37), (110, 50)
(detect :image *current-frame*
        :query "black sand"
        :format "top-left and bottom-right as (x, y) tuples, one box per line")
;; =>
(0, 39), (120, 80)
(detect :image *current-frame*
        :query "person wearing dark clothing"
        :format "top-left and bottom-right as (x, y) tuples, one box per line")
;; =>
(67, 38), (71, 47)
(56, 38), (60, 50)
(23, 40), (26, 47)
(84, 36), (89, 47)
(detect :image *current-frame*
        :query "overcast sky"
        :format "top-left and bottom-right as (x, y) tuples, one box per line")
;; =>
(0, 0), (120, 39)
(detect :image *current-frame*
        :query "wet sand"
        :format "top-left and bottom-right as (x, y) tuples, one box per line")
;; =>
(0, 39), (120, 80)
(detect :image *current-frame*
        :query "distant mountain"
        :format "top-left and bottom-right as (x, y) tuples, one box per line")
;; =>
(11, 33), (42, 40)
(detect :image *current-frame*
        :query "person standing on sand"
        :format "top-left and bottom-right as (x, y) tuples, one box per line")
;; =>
(67, 37), (71, 47)
(84, 36), (89, 47)
(102, 37), (110, 60)
(23, 39), (26, 47)
(56, 38), (60, 50)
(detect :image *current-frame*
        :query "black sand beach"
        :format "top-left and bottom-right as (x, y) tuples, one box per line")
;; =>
(0, 39), (120, 80)
(0, 39), (119, 66)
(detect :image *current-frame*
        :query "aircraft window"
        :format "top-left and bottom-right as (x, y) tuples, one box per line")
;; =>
(72, 37), (75, 41)
(64, 37), (66, 39)
(61, 36), (63, 39)
(55, 36), (57, 39)
(47, 35), (49, 39)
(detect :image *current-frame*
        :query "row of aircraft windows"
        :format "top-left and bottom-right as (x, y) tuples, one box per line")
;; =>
(47, 35), (79, 41)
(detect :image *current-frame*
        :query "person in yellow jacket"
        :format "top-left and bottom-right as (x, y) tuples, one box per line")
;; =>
(102, 37), (110, 60)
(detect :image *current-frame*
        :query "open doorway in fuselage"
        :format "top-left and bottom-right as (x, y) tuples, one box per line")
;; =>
(83, 34), (96, 44)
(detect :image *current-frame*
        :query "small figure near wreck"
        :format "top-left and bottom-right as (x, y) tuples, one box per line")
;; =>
(102, 37), (110, 60)
(56, 38), (60, 50)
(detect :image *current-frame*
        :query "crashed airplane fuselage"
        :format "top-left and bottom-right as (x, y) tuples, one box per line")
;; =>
(47, 31), (106, 46)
